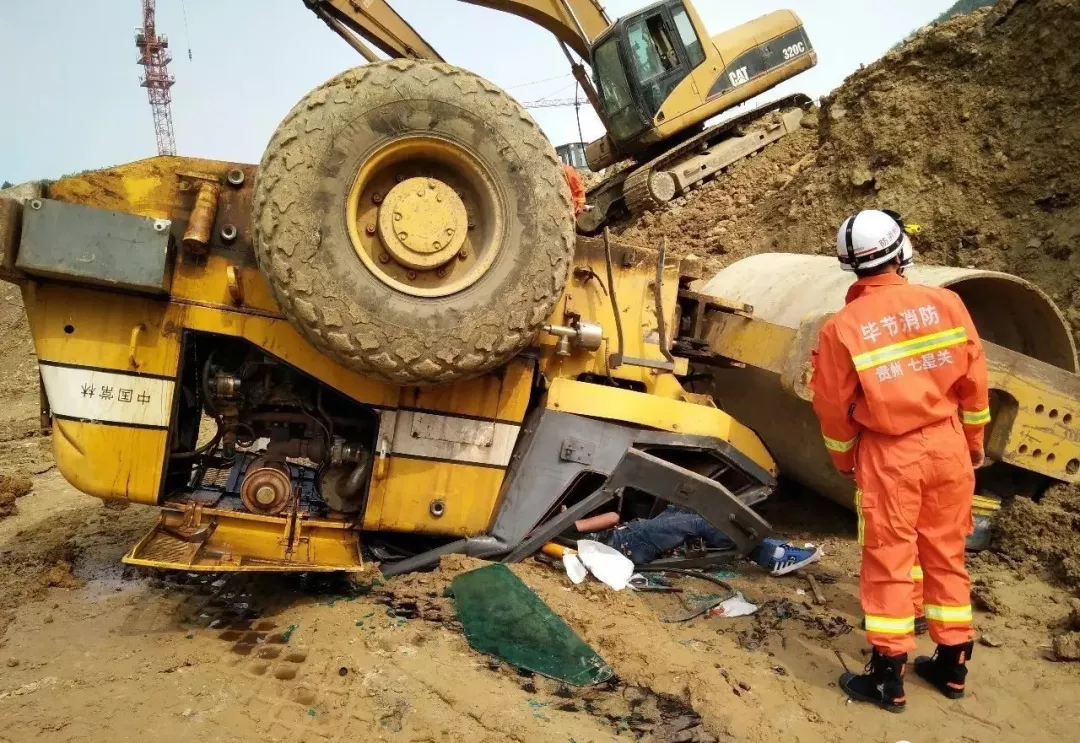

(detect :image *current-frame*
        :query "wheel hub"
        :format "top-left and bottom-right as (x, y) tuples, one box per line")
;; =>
(378, 177), (468, 270)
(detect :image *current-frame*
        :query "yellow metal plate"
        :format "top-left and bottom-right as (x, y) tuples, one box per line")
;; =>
(545, 377), (778, 477)
(123, 508), (365, 572)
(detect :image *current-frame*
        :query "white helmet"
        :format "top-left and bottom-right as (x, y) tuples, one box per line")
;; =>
(835, 209), (914, 273)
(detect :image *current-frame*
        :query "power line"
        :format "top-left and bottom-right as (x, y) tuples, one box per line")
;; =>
(522, 97), (592, 109)
(505, 73), (574, 90)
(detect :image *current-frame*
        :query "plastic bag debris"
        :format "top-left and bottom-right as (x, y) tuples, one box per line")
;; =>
(562, 553), (588, 584)
(577, 539), (635, 590)
(707, 591), (759, 618)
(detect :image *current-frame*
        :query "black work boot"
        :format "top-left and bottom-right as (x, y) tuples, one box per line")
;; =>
(914, 641), (974, 699)
(839, 650), (907, 713)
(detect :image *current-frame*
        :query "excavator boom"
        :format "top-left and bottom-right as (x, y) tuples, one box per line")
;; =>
(308, 0), (610, 61)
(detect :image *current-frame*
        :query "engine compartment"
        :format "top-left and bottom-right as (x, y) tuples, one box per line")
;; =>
(164, 333), (381, 519)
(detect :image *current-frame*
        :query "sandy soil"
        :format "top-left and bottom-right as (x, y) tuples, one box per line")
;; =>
(1, 472), (1079, 743)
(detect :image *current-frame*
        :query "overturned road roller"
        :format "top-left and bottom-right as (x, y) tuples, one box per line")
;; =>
(2, 60), (1079, 573)
(0, 60), (782, 573)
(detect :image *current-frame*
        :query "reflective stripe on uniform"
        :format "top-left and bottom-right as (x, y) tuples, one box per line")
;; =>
(852, 326), (968, 372)
(864, 614), (915, 635)
(924, 604), (972, 623)
(961, 407), (991, 425)
(911, 565), (923, 581)
(855, 487), (865, 546)
(823, 434), (856, 452)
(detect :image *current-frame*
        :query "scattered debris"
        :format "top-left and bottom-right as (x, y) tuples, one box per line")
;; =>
(707, 592), (759, 619)
(806, 574), (827, 605)
(979, 634), (1003, 648)
(738, 598), (853, 651)
(576, 540), (635, 591)
(563, 552), (588, 585)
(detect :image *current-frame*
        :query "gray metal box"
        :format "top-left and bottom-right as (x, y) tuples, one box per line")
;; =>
(17, 198), (172, 294)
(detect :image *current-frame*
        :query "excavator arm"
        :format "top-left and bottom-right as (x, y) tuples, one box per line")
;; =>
(305, 0), (445, 60)
(305, 0), (609, 61)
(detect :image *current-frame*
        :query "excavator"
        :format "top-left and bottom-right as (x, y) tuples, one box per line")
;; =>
(303, 0), (817, 230)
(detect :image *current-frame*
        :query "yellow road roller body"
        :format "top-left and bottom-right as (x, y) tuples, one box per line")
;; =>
(0, 63), (779, 573)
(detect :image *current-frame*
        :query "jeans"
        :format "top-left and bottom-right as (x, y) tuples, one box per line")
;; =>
(604, 505), (739, 565)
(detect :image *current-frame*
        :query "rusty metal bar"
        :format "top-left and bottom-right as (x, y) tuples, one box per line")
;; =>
(182, 182), (220, 254)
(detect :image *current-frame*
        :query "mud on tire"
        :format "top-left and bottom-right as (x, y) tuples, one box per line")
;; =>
(253, 60), (574, 386)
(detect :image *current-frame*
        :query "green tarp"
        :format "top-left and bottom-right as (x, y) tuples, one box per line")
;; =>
(451, 564), (613, 686)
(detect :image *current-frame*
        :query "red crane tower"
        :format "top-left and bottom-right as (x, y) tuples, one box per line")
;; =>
(135, 0), (176, 156)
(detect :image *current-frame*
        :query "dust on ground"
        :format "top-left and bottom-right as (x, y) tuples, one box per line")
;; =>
(2, 474), (1080, 743)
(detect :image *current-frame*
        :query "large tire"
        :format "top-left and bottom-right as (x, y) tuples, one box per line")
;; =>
(253, 60), (574, 386)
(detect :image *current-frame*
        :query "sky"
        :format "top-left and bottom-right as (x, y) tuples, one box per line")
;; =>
(0, 0), (957, 184)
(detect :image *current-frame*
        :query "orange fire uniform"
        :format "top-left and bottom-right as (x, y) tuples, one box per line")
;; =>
(810, 273), (989, 656)
(563, 165), (587, 217)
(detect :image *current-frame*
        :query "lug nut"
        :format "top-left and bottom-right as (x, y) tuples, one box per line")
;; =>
(436, 266), (447, 277)
(406, 270), (417, 280)
(379, 253), (390, 264)
(458, 248), (469, 260)
(372, 192), (383, 204)
(365, 223), (376, 236)
(467, 218), (476, 230)
(395, 174), (405, 183)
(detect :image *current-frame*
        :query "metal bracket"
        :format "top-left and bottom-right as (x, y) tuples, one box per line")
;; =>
(559, 437), (594, 465)
(503, 447), (773, 563)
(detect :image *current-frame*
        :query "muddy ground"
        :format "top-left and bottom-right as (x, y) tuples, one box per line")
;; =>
(1, 470), (1079, 743)
(4, 1), (1080, 740)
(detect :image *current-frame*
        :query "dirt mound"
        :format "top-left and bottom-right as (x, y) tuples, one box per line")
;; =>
(0, 283), (41, 455)
(0, 471), (33, 519)
(617, 0), (1080, 341)
(993, 483), (1080, 590)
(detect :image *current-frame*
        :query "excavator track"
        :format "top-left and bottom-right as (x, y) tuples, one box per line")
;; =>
(579, 93), (813, 233)
(623, 168), (675, 216)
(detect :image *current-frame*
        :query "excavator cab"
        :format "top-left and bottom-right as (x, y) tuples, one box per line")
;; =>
(591, 0), (704, 145)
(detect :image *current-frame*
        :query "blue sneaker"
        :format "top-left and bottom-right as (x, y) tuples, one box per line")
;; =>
(754, 538), (822, 576)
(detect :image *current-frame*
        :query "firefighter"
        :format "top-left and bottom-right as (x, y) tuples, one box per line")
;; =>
(810, 209), (989, 713)
(563, 164), (587, 217)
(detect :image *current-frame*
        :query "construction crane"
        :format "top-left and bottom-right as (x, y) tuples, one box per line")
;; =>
(135, 0), (177, 156)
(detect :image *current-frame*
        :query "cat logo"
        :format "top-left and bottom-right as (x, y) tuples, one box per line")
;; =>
(727, 66), (750, 87)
